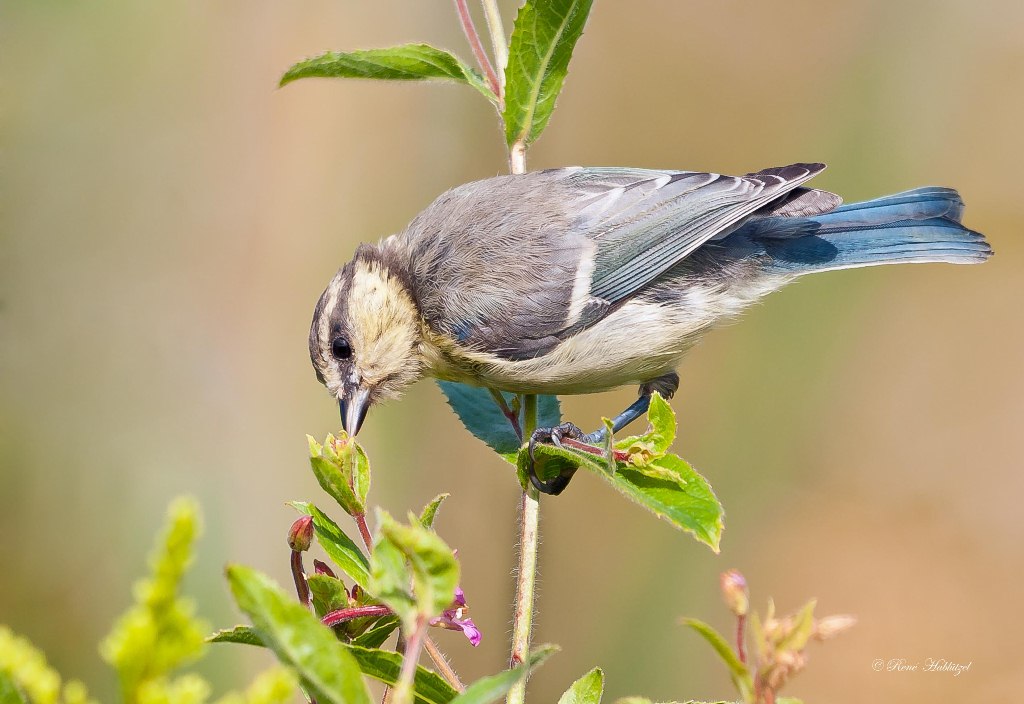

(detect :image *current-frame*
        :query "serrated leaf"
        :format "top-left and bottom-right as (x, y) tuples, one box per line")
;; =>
(521, 444), (723, 551)
(645, 393), (676, 453)
(290, 502), (372, 589)
(419, 493), (449, 529)
(558, 666), (604, 704)
(682, 619), (752, 701)
(448, 644), (559, 704)
(226, 566), (372, 704)
(503, 0), (594, 147)
(343, 643), (459, 704)
(280, 44), (497, 103)
(208, 624), (265, 647)
(372, 512), (459, 629)
(437, 382), (560, 459)
(208, 622), (451, 704)
(307, 574), (348, 618)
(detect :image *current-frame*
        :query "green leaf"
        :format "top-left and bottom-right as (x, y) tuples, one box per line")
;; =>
(436, 382), (560, 459)
(777, 600), (817, 652)
(520, 444), (723, 551)
(307, 574), (349, 618)
(503, 0), (594, 148)
(419, 493), (449, 529)
(342, 644), (458, 704)
(280, 44), (497, 103)
(371, 511), (459, 630)
(681, 619), (752, 702)
(209, 622), (451, 704)
(290, 502), (371, 590)
(226, 565), (372, 704)
(645, 393), (676, 453)
(558, 667), (604, 704)
(448, 644), (559, 704)
(350, 616), (400, 649)
(308, 434), (370, 517)
(208, 624), (264, 647)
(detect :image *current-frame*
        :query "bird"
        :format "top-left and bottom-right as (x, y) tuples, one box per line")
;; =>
(308, 163), (991, 494)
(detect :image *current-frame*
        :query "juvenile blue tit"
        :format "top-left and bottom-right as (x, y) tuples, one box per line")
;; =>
(309, 163), (991, 493)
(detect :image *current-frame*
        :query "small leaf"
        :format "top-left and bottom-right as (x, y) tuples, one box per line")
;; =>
(290, 502), (372, 590)
(208, 625), (264, 647)
(778, 600), (817, 652)
(307, 574), (349, 618)
(448, 644), (559, 704)
(436, 382), (560, 459)
(419, 493), (449, 530)
(682, 619), (753, 701)
(308, 433), (370, 516)
(226, 565), (372, 704)
(645, 393), (676, 453)
(371, 511), (459, 630)
(503, 0), (594, 148)
(280, 44), (497, 103)
(558, 666), (604, 704)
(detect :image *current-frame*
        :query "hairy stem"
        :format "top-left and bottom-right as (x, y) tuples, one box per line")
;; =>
(480, 0), (508, 89)
(737, 613), (747, 665)
(453, 0), (502, 102)
(424, 635), (466, 692)
(507, 394), (540, 704)
(392, 617), (427, 704)
(354, 513), (374, 552)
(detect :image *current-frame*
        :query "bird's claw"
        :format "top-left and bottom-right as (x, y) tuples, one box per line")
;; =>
(527, 422), (586, 495)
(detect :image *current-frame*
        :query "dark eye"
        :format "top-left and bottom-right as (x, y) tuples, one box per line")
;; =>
(331, 336), (352, 360)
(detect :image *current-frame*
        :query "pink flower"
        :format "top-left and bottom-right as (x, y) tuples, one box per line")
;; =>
(430, 587), (482, 646)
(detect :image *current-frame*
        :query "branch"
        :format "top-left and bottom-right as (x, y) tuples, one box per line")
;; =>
(453, 0), (502, 103)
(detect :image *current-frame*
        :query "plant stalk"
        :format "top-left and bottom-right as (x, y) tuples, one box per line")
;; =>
(507, 394), (540, 704)
(453, 0), (502, 101)
(290, 550), (310, 609)
(424, 636), (466, 692)
(480, 0), (508, 88)
(392, 617), (427, 704)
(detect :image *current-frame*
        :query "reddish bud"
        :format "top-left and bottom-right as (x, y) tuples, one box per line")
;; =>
(720, 569), (749, 617)
(288, 515), (314, 552)
(312, 559), (336, 578)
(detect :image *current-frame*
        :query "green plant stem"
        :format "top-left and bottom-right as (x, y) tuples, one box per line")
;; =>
(481, 0), (508, 88)
(392, 617), (427, 704)
(424, 636), (466, 692)
(507, 394), (540, 704)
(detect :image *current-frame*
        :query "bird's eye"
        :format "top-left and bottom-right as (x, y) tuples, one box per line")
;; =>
(331, 336), (352, 360)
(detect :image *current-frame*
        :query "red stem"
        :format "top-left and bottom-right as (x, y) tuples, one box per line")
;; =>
(354, 513), (374, 551)
(290, 550), (310, 609)
(453, 0), (502, 101)
(561, 437), (632, 463)
(322, 604), (394, 628)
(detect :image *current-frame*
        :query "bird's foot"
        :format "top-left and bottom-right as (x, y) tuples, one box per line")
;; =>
(527, 422), (587, 495)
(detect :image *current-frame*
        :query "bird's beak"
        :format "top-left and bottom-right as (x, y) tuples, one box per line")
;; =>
(340, 387), (372, 436)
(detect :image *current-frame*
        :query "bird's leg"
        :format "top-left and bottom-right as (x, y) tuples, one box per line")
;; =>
(526, 372), (680, 496)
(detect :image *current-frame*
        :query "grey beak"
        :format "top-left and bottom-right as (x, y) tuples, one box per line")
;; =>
(340, 387), (372, 436)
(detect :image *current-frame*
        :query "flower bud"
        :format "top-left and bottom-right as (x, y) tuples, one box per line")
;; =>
(814, 614), (857, 641)
(312, 559), (336, 578)
(287, 515), (314, 552)
(720, 569), (749, 617)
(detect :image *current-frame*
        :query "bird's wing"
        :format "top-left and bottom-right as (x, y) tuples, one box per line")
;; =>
(554, 163), (827, 304)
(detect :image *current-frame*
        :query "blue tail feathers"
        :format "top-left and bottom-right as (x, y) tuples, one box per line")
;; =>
(730, 187), (992, 274)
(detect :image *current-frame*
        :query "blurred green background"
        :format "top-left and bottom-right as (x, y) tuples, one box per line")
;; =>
(2, 1), (1022, 702)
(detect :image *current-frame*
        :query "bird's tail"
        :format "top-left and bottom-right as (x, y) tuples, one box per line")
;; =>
(748, 188), (992, 274)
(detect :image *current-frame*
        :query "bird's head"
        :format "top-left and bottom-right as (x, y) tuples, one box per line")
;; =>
(309, 246), (424, 435)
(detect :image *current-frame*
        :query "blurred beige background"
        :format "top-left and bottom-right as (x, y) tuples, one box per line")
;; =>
(2, 1), (1022, 702)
